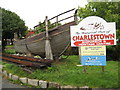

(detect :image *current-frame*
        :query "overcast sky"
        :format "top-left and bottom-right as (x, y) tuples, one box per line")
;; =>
(0, 0), (87, 29)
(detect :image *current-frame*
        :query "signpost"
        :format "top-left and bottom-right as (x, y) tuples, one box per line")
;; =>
(70, 16), (116, 72)
(70, 16), (116, 47)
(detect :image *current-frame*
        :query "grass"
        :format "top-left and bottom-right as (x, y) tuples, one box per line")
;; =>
(5, 45), (14, 48)
(3, 49), (16, 54)
(2, 56), (119, 88)
(3, 45), (16, 54)
(3, 62), (28, 77)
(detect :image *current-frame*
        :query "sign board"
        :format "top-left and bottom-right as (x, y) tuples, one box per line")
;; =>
(81, 46), (106, 66)
(70, 16), (116, 47)
(81, 46), (106, 56)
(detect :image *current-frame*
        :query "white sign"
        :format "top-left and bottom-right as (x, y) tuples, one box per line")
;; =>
(70, 16), (116, 47)
(81, 46), (106, 56)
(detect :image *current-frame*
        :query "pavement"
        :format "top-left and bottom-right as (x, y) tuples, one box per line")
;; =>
(0, 74), (29, 89)
(0, 65), (29, 89)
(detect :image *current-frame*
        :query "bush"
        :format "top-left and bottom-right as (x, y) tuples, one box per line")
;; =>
(106, 45), (120, 61)
(4, 49), (16, 54)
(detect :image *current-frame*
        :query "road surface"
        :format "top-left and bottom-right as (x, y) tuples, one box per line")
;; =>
(0, 74), (29, 89)
(0, 64), (29, 89)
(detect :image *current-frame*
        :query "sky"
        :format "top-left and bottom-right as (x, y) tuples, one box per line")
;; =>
(0, 0), (88, 29)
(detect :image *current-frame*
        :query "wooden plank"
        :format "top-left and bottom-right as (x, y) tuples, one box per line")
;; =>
(1, 56), (46, 67)
(1, 57), (33, 66)
(48, 8), (75, 21)
(2, 53), (53, 64)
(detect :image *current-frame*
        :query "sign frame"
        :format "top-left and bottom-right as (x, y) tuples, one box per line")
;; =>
(70, 16), (116, 47)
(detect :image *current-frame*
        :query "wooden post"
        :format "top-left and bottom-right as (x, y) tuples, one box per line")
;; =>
(56, 16), (58, 27)
(102, 66), (104, 72)
(45, 16), (49, 38)
(45, 16), (53, 60)
(78, 46), (82, 63)
(74, 9), (78, 24)
(74, 9), (82, 64)
(84, 66), (87, 73)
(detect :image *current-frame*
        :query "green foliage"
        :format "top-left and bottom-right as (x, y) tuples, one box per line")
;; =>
(3, 56), (118, 88)
(2, 8), (27, 38)
(106, 45), (120, 60)
(7, 78), (22, 85)
(3, 63), (28, 77)
(35, 21), (61, 34)
(106, 29), (120, 60)
(5, 45), (14, 48)
(29, 56), (118, 88)
(78, 2), (120, 29)
(116, 29), (120, 40)
(4, 49), (16, 54)
(1, 8), (28, 49)
(24, 56), (118, 88)
(0, 61), (2, 65)
(0, 61), (6, 65)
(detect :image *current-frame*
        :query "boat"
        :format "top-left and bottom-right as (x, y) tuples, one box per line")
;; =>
(14, 9), (77, 60)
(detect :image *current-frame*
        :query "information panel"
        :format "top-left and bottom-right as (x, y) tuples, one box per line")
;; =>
(80, 46), (106, 66)
(81, 56), (106, 66)
(81, 46), (106, 56)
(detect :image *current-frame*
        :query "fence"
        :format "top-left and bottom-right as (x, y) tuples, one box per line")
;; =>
(34, 8), (77, 31)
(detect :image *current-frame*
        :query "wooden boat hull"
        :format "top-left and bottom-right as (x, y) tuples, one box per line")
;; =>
(14, 21), (76, 58)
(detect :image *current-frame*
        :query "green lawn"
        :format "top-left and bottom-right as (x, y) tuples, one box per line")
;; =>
(2, 56), (119, 88)
(3, 45), (16, 54)
(4, 49), (16, 54)
(5, 45), (14, 48)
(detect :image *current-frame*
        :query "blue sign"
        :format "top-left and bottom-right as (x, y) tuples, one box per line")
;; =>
(81, 56), (106, 66)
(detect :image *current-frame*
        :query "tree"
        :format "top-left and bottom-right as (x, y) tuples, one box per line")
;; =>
(1, 8), (27, 49)
(78, 1), (120, 29)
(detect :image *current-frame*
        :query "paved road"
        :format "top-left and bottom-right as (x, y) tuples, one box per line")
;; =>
(0, 65), (38, 90)
(0, 74), (28, 89)
(0, 64), (28, 89)
(0, 65), (27, 90)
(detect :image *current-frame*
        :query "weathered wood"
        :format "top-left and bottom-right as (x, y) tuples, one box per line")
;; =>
(45, 16), (49, 39)
(1, 53), (53, 67)
(14, 21), (76, 59)
(34, 8), (75, 29)
(2, 56), (33, 66)
(84, 66), (87, 73)
(57, 15), (74, 23)
(102, 66), (105, 72)
(2, 53), (53, 64)
(78, 47), (81, 63)
(48, 8), (75, 21)
(45, 16), (53, 60)
(56, 16), (58, 27)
